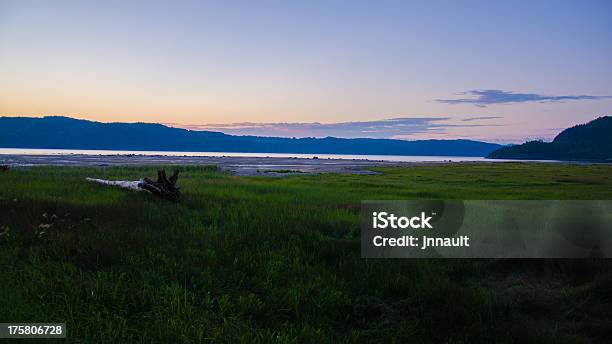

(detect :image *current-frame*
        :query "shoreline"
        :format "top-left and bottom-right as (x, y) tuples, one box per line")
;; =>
(1, 153), (588, 177)
(0, 153), (495, 176)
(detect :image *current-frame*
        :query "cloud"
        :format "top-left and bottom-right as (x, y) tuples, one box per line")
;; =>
(166, 117), (500, 139)
(436, 89), (612, 107)
(461, 116), (503, 122)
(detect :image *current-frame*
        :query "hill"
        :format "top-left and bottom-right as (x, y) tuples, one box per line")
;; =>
(0, 116), (501, 157)
(487, 116), (612, 161)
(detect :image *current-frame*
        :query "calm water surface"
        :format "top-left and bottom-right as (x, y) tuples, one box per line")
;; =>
(0, 148), (553, 163)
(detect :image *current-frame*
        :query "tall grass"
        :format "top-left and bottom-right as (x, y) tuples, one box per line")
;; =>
(1, 163), (611, 343)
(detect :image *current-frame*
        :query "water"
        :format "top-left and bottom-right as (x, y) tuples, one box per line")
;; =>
(0, 148), (492, 162)
(0, 148), (558, 163)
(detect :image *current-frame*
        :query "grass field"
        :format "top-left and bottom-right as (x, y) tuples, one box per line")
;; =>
(1, 163), (612, 343)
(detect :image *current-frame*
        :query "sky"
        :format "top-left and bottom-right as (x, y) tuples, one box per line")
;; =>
(0, 0), (611, 143)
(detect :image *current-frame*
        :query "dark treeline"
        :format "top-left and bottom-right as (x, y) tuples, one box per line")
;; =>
(488, 116), (612, 161)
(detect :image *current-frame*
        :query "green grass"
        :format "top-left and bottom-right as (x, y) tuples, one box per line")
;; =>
(1, 163), (612, 343)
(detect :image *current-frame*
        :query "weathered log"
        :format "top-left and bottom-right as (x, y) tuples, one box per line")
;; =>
(85, 178), (142, 190)
(86, 169), (180, 201)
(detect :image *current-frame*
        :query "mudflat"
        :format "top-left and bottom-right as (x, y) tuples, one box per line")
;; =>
(0, 153), (453, 176)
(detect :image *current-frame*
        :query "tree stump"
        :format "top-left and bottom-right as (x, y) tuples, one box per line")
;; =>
(138, 169), (181, 201)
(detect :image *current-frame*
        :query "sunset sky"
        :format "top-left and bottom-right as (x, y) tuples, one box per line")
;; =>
(1, 0), (611, 143)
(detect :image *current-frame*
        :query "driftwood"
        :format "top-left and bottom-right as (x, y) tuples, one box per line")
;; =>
(86, 169), (180, 201)
(139, 169), (181, 201)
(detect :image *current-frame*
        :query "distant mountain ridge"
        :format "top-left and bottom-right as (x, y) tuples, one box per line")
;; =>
(488, 116), (612, 161)
(0, 116), (501, 157)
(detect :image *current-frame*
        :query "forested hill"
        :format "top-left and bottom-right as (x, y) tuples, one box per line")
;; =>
(0, 116), (501, 157)
(488, 116), (612, 161)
